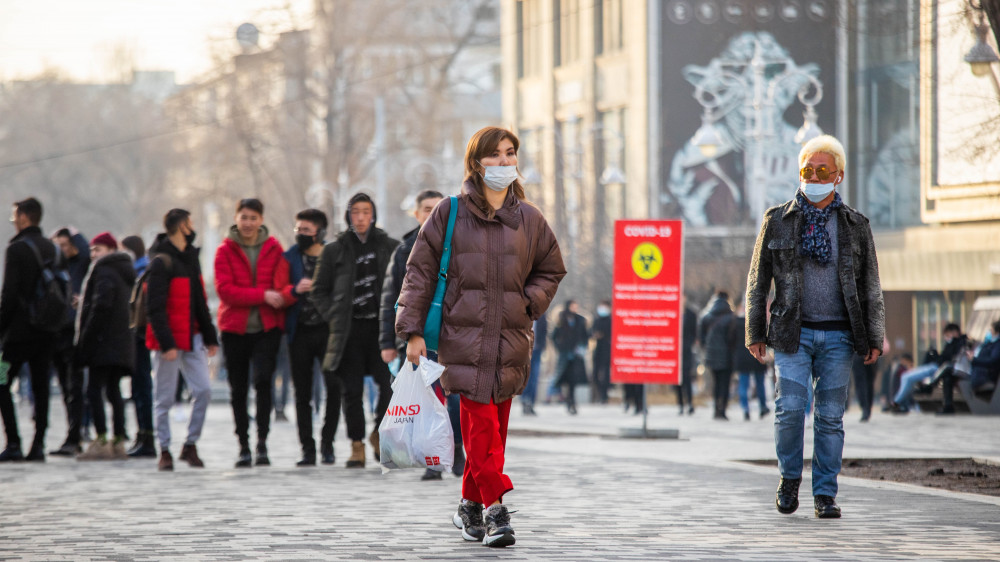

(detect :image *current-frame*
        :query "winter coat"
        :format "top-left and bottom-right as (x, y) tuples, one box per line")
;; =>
(592, 314), (612, 365)
(396, 182), (566, 404)
(0, 226), (61, 345)
(729, 314), (767, 374)
(379, 226), (418, 352)
(746, 198), (885, 355)
(533, 313), (549, 354)
(970, 339), (1000, 387)
(145, 234), (219, 352)
(698, 296), (734, 371)
(65, 233), (91, 295)
(214, 227), (292, 335)
(553, 311), (589, 386)
(74, 252), (136, 370)
(311, 227), (399, 373)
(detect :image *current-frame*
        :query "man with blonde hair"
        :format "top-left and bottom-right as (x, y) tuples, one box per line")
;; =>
(745, 134), (885, 518)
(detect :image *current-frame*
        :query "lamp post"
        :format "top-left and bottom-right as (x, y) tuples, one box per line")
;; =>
(693, 35), (824, 226)
(966, 1), (1000, 78)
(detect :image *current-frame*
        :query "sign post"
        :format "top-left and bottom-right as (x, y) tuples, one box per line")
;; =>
(611, 220), (684, 438)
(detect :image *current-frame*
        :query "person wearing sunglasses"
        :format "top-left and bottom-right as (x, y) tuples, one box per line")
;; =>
(745, 134), (885, 520)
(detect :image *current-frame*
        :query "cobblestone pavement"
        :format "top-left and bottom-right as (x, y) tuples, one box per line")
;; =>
(2, 395), (1000, 560)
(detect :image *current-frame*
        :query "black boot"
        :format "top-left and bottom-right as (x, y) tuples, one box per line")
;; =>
(775, 477), (801, 514)
(255, 443), (270, 466)
(814, 495), (841, 518)
(297, 447), (316, 467)
(127, 432), (157, 458)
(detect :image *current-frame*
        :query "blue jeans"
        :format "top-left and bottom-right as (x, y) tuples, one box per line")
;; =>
(773, 328), (854, 497)
(892, 363), (938, 406)
(522, 347), (543, 406)
(738, 372), (767, 414)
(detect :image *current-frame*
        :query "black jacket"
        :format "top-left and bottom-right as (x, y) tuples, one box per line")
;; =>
(0, 226), (61, 345)
(146, 234), (218, 351)
(312, 227), (399, 372)
(681, 306), (697, 377)
(533, 312), (548, 354)
(75, 252), (136, 370)
(699, 296), (734, 371)
(746, 199), (885, 355)
(379, 226), (417, 351)
(592, 314), (611, 364)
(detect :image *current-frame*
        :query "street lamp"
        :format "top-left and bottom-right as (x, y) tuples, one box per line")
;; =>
(966, 1), (1000, 77)
(692, 33), (824, 225)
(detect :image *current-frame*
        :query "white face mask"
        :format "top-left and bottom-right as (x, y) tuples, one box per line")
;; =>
(800, 181), (836, 203)
(597, 306), (610, 317)
(479, 163), (519, 192)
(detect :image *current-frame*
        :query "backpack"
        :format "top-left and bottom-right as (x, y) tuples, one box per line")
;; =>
(129, 254), (172, 331)
(21, 238), (73, 333)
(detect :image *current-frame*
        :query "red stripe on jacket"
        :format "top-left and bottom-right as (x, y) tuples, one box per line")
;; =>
(146, 277), (195, 351)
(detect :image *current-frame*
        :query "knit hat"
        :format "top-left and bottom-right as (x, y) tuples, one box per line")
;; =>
(90, 231), (118, 250)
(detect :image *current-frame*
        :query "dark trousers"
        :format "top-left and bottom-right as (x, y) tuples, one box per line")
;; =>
(710, 368), (733, 415)
(131, 334), (154, 433)
(335, 319), (392, 442)
(222, 329), (282, 448)
(88, 365), (127, 438)
(290, 324), (341, 454)
(0, 339), (52, 449)
(51, 340), (85, 445)
(592, 352), (610, 403)
(623, 383), (645, 412)
(675, 367), (693, 410)
(853, 359), (876, 416)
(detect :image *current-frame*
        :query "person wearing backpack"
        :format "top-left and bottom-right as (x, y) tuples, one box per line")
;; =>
(0, 198), (65, 462)
(74, 233), (136, 460)
(147, 209), (219, 471)
(120, 235), (156, 457)
(698, 290), (735, 420)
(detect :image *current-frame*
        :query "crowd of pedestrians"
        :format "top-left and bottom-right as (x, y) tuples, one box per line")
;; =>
(0, 125), (567, 548)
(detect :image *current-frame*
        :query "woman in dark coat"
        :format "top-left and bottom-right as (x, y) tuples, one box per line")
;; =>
(397, 126), (565, 548)
(74, 233), (136, 460)
(552, 300), (589, 415)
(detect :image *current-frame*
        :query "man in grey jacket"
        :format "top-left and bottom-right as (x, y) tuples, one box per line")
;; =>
(745, 135), (884, 519)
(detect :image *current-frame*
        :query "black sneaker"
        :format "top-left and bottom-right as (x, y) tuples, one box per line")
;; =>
(452, 500), (486, 542)
(0, 445), (24, 462)
(814, 495), (841, 518)
(482, 504), (515, 548)
(775, 477), (801, 514)
(320, 443), (335, 465)
(235, 447), (252, 468)
(255, 444), (270, 466)
(50, 441), (82, 456)
(421, 468), (443, 481)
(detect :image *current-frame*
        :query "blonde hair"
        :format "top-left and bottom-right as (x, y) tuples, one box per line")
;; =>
(798, 134), (846, 172)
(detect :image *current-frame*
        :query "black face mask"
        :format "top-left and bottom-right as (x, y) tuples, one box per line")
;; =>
(296, 233), (316, 249)
(185, 229), (197, 244)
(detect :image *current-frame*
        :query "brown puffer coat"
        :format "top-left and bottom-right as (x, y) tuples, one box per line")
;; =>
(396, 181), (566, 404)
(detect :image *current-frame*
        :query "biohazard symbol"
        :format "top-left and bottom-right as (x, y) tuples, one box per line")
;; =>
(631, 242), (663, 280)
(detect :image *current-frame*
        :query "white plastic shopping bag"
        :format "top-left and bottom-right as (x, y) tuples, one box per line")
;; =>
(378, 356), (455, 474)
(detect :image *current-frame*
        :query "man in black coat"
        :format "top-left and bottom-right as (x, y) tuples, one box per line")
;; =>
(591, 301), (612, 404)
(698, 290), (735, 420)
(312, 192), (399, 468)
(377, 190), (464, 480)
(0, 198), (62, 462)
(74, 232), (136, 460)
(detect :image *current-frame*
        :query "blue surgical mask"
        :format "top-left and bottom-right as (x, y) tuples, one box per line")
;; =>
(800, 181), (835, 203)
(597, 306), (610, 317)
(479, 163), (519, 192)
(985, 332), (997, 344)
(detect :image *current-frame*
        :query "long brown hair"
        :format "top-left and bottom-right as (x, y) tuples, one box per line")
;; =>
(463, 126), (528, 205)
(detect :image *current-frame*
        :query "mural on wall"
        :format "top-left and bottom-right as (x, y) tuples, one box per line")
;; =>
(658, 1), (839, 227)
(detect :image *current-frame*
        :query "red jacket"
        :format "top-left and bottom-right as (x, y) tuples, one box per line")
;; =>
(214, 235), (293, 334)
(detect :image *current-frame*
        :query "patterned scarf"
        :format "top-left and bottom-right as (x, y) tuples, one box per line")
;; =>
(797, 190), (843, 266)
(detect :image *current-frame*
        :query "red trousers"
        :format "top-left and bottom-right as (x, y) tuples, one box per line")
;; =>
(460, 396), (513, 506)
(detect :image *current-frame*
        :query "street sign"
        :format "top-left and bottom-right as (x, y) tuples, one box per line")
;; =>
(611, 220), (684, 385)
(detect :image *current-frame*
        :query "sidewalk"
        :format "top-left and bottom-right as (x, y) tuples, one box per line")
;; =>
(0, 397), (998, 560)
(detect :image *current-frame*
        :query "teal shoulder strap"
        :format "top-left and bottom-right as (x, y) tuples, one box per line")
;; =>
(438, 196), (458, 281)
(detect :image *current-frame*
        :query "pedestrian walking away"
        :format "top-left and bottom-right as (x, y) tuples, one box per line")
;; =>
(0, 198), (64, 463)
(311, 192), (399, 469)
(699, 290), (735, 420)
(214, 198), (292, 468)
(147, 209), (219, 471)
(552, 300), (588, 416)
(74, 233), (136, 460)
(591, 301), (612, 404)
(397, 126), (566, 548)
(745, 134), (885, 519)
(283, 208), (341, 467)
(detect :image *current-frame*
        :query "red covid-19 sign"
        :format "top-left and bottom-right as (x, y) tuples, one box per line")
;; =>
(611, 220), (684, 385)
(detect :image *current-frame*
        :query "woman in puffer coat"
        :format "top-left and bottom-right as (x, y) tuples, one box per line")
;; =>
(396, 126), (565, 548)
